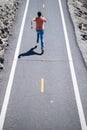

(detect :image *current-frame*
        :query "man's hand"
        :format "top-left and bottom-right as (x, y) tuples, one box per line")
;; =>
(31, 25), (33, 29)
(31, 21), (33, 29)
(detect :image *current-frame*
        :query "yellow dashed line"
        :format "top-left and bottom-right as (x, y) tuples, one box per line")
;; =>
(42, 3), (45, 9)
(41, 78), (44, 93)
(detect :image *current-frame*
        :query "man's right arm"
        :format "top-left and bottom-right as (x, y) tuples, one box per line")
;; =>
(31, 18), (36, 29)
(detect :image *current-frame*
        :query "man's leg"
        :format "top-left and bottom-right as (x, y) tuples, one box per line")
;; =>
(40, 30), (44, 51)
(36, 30), (39, 43)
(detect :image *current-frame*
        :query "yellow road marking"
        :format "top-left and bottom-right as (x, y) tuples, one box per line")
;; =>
(41, 78), (44, 93)
(42, 3), (45, 8)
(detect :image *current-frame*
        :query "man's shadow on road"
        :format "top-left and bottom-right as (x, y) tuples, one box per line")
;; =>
(18, 45), (43, 59)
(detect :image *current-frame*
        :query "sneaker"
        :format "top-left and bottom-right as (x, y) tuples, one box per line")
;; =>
(36, 40), (39, 43)
(41, 48), (44, 54)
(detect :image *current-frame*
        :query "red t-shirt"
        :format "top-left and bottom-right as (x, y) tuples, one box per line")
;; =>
(33, 16), (46, 30)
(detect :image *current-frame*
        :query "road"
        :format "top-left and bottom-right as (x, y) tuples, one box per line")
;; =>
(0, 0), (87, 130)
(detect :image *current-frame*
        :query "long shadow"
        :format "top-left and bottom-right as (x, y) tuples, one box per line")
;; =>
(18, 45), (43, 58)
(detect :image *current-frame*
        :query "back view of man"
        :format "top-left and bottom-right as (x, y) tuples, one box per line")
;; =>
(31, 11), (46, 54)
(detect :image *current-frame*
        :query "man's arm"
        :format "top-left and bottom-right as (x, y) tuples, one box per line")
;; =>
(42, 16), (46, 22)
(31, 18), (36, 29)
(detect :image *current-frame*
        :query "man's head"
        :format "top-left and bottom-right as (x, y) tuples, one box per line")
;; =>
(37, 11), (42, 17)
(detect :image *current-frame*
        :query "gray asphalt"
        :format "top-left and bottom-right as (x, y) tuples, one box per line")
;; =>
(1, 0), (87, 130)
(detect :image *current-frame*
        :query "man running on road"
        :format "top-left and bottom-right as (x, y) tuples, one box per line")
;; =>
(31, 11), (46, 54)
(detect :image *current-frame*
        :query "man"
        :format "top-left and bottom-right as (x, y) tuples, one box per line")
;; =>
(31, 11), (46, 53)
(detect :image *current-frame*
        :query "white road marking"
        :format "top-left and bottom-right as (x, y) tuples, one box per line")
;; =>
(58, 0), (87, 130)
(0, 0), (30, 129)
(50, 100), (54, 104)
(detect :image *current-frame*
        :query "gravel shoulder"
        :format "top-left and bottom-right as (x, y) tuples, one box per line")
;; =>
(67, 0), (87, 67)
(0, 0), (21, 70)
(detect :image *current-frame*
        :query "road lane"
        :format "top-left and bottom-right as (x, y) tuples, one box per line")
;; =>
(58, 0), (87, 129)
(61, 0), (87, 126)
(1, 0), (86, 130)
(0, 0), (30, 129)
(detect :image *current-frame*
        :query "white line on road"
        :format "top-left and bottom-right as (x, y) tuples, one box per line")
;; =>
(58, 0), (87, 130)
(0, 0), (30, 129)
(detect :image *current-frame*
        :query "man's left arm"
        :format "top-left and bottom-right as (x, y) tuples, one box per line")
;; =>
(43, 17), (46, 22)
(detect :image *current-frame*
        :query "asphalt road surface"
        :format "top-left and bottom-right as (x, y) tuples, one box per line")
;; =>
(0, 0), (87, 130)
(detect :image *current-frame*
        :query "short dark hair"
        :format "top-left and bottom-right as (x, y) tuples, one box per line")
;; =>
(37, 11), (42, 17)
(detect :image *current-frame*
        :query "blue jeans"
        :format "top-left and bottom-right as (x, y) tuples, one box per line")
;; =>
(36, 30), (44, 49)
